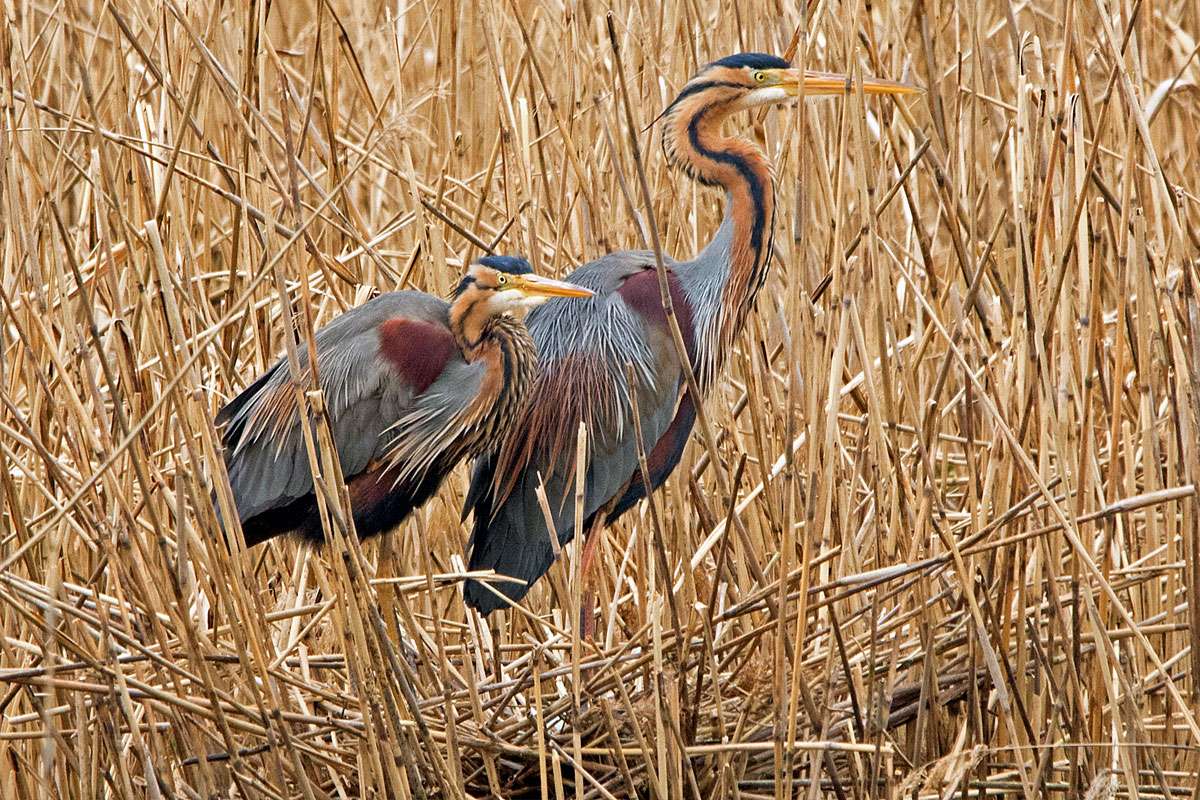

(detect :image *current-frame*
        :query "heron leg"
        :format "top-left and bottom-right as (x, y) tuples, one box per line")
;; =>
(578, 516), (606, 639)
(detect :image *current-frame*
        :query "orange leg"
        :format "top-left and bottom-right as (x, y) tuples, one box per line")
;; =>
(577, 519), (605, 639)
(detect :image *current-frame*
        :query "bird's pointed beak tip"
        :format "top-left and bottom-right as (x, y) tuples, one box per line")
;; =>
(520, 274), (594, 299)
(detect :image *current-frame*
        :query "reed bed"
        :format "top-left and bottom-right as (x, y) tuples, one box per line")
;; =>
(2, 0), (1199, 797)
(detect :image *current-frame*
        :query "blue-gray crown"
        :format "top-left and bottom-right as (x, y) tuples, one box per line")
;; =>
(478, 255), (533, 275)
(709, 52), (790, 71)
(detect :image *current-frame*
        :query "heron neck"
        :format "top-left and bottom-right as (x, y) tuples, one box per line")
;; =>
(666, 102), (775, 379)
(460, 315), (538, 433)
(449, 299), (538, 428)
(449, 295), (498, 360)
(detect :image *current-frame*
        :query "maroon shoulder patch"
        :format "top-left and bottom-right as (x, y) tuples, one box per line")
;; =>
(617, 268), (697, 361)
(347, 464), (392, 508)
(377, 318), (457, 395)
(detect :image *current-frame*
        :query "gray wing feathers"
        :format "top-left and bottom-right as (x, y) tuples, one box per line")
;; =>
(465, 251), (685, 611)
(380, 358), (485, 482)
(525, 250), (683, 528)
(221, 291), (453, 522)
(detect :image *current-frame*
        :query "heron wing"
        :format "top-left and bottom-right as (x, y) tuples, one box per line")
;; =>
(463, 251), (698, 613)
(218, 291), (474, 529)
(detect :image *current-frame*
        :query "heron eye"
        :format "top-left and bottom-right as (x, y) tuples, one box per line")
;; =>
(498, 274), (508, 286)
(753, 70), (767, 83)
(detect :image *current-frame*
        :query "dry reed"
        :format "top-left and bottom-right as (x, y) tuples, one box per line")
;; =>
(2, 0), (1200, 797)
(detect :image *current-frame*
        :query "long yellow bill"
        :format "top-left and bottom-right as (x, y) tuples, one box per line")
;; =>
(516, 273), (595, 299)
(786, 69), (920, 97)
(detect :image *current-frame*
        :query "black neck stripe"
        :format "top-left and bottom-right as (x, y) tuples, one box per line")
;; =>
(455, 296), (488, 350)
(454, 274), (477, 297)
(666, 80), (745, 116)
(686, 104), (769, 255)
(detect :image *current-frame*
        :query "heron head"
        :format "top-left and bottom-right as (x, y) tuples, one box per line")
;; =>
(664, 52), (918, 118)
(456, 255), (593, 314)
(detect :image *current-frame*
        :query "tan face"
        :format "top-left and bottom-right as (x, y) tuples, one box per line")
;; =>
(463, 264), (594, 315)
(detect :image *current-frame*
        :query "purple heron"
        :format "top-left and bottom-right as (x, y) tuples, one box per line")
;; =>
(218, 256), (593, 545)
(463, 54), (915, 622)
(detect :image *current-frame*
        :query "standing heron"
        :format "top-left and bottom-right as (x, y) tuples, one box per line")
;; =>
(217, 256), (593, 546)
(463, 54), (915, 620)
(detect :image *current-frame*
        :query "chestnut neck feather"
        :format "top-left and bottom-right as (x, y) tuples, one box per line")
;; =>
(447, 294), (537, 427)
(449, 291), (502, 359)
(663, 86), (775, 382)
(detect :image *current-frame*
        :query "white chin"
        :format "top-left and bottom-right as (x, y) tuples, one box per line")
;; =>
(737, 86), (790, 109)
(487, 289), (527, 314)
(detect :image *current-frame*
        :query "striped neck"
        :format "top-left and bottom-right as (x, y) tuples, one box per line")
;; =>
(463, 315), (538, 426)
(663, 91), (775, 380)
(449, 293), (502, 360)
(447, 285), (538, 411)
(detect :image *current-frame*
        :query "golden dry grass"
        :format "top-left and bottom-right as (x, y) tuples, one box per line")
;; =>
(3, 0), (1200, 797)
